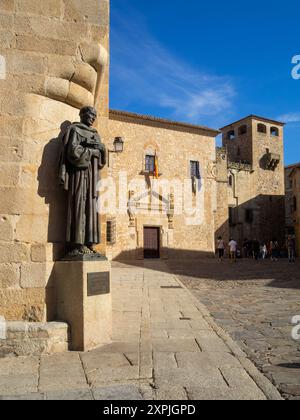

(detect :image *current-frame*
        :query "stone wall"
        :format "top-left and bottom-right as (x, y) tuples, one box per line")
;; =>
(0, 0), (109, 322)
(0, 321), (69, 357)
(107, 111), (218, 260)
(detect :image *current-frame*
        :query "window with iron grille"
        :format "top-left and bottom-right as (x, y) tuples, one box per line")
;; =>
(190, 161), (201, 179)
(106, 219), (116, 245)
(145, 155), (155, 173)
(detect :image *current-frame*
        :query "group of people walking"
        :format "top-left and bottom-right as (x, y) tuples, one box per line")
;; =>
(216, 237), (238, 262)
(216, 236), (296, 263)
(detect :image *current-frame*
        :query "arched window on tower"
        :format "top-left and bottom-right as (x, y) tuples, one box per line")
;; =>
(238, 125), (247, 135)
(227, 130), (235, 140)
(257, 123), (267, 134)
(271, 127), (279, 137)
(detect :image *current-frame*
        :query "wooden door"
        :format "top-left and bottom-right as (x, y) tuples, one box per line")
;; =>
(144, 227), (160, 259)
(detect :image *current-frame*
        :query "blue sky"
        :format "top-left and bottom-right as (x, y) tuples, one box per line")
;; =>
(110, 0), (300, 165)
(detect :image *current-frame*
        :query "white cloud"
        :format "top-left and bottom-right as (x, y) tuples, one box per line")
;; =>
(278, 113), (300, 123)
(110, 5), (236, 126)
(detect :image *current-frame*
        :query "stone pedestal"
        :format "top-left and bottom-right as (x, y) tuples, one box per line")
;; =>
(55, 259), (112, 352)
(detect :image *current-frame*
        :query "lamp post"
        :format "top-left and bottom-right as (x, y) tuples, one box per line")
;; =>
(108, 137), (124, 167)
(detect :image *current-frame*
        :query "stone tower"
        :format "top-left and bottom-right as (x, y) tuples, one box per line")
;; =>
(0, 0), (110, 322)
(218, 115), (285, 245)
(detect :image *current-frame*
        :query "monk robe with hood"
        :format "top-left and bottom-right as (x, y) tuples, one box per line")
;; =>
(59, 122), (106, 246)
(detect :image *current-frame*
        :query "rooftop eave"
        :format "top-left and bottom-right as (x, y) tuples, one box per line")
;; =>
(109, 109), (220, 136)
(289, 166), (300, 177)
(285, 162), (300, 169)
(220, 115), (285, 131)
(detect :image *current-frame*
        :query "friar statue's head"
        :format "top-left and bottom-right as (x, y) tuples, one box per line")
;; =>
(80, 106), (97, 127)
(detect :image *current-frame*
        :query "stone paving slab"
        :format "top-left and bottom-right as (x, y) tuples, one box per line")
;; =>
(0, 356), (39, 375)
(156, 385), (188, 400)
(195, 334), (231, 353)
(45, 389), (93, 401)
(186, 386), (266, 401)
(87, 366), (140, 387)
(154, 366), (228, 389)
(0, 393), (44, 400)
(92, 384), (143, 401)
(90, 341), (140, 354)
(0, 261), (281, 400)
(80, 351), (137, 372)
(152, 338), (200, 353)
(39, 354), (88, 393)
(0, 356), (39, 396)
(174, 351), (243, 370)
(0, 375), (39, 396)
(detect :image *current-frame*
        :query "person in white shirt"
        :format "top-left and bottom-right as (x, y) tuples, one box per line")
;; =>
(216, 236), (226, 261)
(228, 239), (238, 263)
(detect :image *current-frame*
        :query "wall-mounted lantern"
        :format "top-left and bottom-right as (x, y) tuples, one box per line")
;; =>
(108, 137), (124, 167)
(113, 137), (124, 153)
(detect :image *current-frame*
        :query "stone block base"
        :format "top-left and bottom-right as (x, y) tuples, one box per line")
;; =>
(0, 322), (69, 357)
(55, 259), (112, 352)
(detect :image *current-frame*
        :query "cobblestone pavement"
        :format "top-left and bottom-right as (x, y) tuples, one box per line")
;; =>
(166, 258), (300, 400)
(0, 261), (281, 400)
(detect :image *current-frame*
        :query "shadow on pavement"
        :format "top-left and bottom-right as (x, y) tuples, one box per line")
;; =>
(112, 251), (300, 290)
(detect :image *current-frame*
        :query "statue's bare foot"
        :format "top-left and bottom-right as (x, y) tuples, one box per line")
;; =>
(86, 245), (98, 254)
(81, 246), (94, 254)
(67, 248), (82, 257)
(67, 246), (91, 256)
(64, 245), (102, 259)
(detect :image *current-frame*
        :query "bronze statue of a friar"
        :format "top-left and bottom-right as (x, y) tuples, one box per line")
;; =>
(59, 106), (106, 258)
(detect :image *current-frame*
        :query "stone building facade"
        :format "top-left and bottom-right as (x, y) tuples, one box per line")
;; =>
(106, 110), (219, 261)
(0, 1), (287, 325)
(216, 116), (285, 247)
(289, 166), (300, 254)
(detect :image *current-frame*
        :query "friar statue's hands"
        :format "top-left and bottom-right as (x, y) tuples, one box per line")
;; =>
(91, 149), (101, 158)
